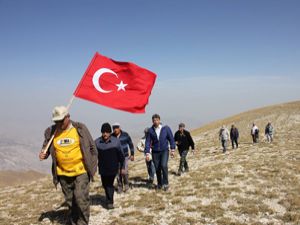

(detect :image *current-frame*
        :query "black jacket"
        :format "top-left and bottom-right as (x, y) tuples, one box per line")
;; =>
(230, 127), (239, 140)
(174, 130), (195, 151)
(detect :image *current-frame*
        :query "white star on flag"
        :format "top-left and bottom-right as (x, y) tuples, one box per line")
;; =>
(116, 80), (128, 91)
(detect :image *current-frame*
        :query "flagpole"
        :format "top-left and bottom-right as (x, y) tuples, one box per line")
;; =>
(41, 95), (76, 155)
(66, 95), (75, 111)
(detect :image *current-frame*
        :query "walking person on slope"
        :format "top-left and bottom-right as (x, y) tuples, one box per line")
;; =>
(230, 124), (239, 149)
(39, 106), (98, 225)
(112, 122), (134, 193)
(136, 127), (156, 185)
(219, 125), (230, 153)
(251, 123), (259, 143)
(265, 122), (274, 143)
(95, 123), (125, 209)
(174, 123), (195, 176)
(145, 114), (176, 191)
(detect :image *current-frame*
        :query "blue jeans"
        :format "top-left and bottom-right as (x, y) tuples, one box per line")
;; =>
(152, 150), (169, 187)
(146, 159), (155, 180)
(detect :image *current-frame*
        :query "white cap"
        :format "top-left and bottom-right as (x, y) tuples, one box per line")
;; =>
(112, 122), (121, 127)
(52, 106), (68, 121)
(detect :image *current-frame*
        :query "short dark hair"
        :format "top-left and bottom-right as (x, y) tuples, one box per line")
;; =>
(101, 122), (112, 133)
(152, 114), (160, 120)
(179, 123), (185, 128)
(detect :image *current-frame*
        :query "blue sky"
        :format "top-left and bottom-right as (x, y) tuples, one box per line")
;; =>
(0, 0), (299, 142)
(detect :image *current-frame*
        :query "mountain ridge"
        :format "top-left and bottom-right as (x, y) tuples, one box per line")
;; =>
(0, 100), (299, 224)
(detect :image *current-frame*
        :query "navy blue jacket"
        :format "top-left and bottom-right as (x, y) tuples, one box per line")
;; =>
(112, 130), (134, 157)
(95, 136), (125, 176)
(145, 125), (175, 153)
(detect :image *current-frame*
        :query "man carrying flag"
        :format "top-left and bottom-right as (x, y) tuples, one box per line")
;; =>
(39, 106), (98, 225)
(40, 52), (156, 218)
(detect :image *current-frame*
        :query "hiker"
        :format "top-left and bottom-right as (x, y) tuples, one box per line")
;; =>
(112, 122), (134, 193)
(251, 123), (259, 143)
(39, 106), (98, 225)
(219, 125), (230, 153)
(145, 114), (176, 191)
(265, 122), (274, 143)
(174, 123), (195, 176)
(230, 124), (239, 149)
(95, 123), (125, 209)
(136, 127), (156, 184)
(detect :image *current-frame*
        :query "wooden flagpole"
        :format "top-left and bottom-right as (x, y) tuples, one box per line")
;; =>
(41, 96), (75, 155)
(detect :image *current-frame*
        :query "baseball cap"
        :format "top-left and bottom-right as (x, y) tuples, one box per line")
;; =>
(52, 106), (68, 121)
(112, 122), (121, 128)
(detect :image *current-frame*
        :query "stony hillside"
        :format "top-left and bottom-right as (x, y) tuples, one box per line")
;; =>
(0, 101), (299, 225)
(0, 170), (46, 187)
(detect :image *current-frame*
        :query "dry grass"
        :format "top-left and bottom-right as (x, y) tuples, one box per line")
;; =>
(0, 100), (299, 224)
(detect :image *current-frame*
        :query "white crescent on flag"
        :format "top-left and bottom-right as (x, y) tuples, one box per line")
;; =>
(92, 68), (118, 93)
(92, 68), (127, 93)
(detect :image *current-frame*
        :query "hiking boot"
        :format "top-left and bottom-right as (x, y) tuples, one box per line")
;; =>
(156, 185), (162, 190)
(107, 203), (114, 210)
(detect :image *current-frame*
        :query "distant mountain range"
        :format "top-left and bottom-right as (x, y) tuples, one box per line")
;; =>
(0, 137), (51, 173)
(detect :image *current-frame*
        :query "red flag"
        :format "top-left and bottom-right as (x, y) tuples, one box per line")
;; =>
(74, 52), (157, 113)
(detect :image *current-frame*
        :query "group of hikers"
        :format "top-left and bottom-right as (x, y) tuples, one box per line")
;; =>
(218, 122), (274, 153)
(39, 105), (275, 224)
(39, 106), (195, 225)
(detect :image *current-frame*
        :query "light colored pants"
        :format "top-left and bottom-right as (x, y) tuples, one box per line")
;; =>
(266, 134), (273, 142)
(117, 156), (129, 188)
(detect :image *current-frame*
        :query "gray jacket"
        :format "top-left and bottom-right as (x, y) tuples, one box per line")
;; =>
(42, 121), (98, 187)
(219, 128), (230, 141)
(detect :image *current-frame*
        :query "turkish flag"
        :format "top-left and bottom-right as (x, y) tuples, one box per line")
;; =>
(74, 52), (157, 113)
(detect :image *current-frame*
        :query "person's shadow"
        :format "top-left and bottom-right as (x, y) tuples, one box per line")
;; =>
(38, 194), (107, 223)
(129, 176), (154, 189)
(90, 194), (107, 208)
(38, 205), (69, 224)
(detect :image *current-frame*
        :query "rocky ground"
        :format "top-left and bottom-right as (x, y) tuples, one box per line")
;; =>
(0, 101), (299, 225)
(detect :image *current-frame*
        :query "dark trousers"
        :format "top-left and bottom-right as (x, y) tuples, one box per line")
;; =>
(101, 175), (116, 204)
(178, 149), (189, 172)
(59, 173), (90, 225)
(252, 134), (259, 143)
(231, 138), (238, 149)
(221, 140), (228, 152)
(152, 150), (169, 187)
